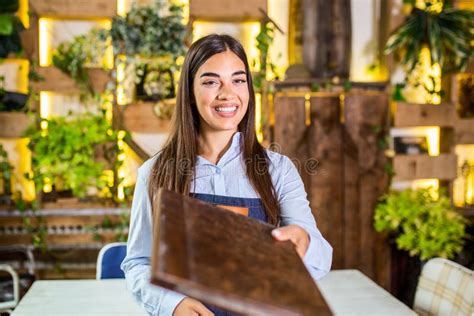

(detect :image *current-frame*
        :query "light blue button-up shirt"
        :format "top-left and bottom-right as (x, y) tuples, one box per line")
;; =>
(121, 132), (333, 315)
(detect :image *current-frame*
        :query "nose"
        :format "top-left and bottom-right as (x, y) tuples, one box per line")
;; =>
(216, 82), (235, 100)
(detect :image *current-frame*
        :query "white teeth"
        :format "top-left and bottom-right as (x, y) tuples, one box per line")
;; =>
(215, 106), (237, 112)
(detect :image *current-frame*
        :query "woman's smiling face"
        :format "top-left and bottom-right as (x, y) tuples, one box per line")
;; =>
(193, 50), (249, 134)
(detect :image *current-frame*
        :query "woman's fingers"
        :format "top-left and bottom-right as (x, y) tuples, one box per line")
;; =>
(190, 300), (214, 316)
(272, 225), (309, 258)
(174, 298), (214, 316)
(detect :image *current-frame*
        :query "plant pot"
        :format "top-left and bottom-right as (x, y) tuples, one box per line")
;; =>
(135, 64), (175, 102)
(41, 188), (74, 203)
(391, 246), (423, 308)
(0, 91), (29, 111)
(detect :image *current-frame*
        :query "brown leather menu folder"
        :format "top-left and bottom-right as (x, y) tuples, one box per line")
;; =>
(150, 188), (332, 315)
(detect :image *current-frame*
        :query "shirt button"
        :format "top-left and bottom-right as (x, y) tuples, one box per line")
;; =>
(215, 167), (221, 174)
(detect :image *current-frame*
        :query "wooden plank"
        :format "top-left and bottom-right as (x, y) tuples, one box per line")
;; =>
(20, 16), (39, 61)
(307, 95), (343, 269)
(31, 67), (111, 94)
(344, 92), (391, 290)
(394, 102), (456, 127)
(455, 118), (474, 144)
(0, 231), (119, 246)
(302, 0), (351, 78)
(273, 96), (308, 183)
(190, 0), (267, 21)
(122, 102), (172, 133)
(0, 112), (34, 138)
(30, 0), (116, 19)
(0, 214), (124, 228)
(393, 154), (458, 181)
(151, 189), (331, 315)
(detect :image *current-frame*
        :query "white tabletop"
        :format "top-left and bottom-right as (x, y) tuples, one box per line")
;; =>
(11, 279), (145, 316)
(318, 270), (416, 315)
(12, 270), (415, 315)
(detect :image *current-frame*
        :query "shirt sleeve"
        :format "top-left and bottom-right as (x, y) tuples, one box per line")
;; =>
(121, 170), (186, 316)
(275, 155), (333, 281)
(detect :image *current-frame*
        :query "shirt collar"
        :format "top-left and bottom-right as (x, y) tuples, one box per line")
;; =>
(196, 132), (242, 167)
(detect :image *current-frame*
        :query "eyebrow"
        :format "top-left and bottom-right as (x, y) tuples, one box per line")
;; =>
(200, 70), (247, 78)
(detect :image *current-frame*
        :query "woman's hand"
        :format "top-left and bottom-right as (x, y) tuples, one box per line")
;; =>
(173, 298), (214, 316)
(272, 225), (310, 259)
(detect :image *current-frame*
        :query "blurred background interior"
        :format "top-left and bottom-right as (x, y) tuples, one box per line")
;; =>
(0, 0), (473, 313)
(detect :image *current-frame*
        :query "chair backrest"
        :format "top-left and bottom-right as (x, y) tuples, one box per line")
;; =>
(0, 264), (19, 312)
(96, 242), (127, 280)
(414, 257), (473, 316)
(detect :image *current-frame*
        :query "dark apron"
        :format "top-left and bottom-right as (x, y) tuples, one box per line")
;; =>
(190, 193), (268, 316)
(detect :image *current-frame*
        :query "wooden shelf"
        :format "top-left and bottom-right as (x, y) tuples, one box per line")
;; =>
(0, 212), (124, 228)
(0, 231), (119, 247)
(455, 118), (474, 145)
(393, 102), (456, 127)
(122, 102), (171, 133)
(0, 112), (34, 138)
(31, 67), (111, 94)
(393, 154), (458, 181)
(31, 0), (116, 19)
(190, 0), (267, 21)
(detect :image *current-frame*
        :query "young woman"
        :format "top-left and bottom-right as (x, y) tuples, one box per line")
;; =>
(121, 34), (332, 316)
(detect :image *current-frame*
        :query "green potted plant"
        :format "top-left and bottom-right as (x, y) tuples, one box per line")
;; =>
(374, 188), (467, 261)
(24, 112), (119, 202)
(374, 187), (468, 305)
(0, 0), (25, 58)
(384, 1), (473, 73)
(110, 0), (187, 102)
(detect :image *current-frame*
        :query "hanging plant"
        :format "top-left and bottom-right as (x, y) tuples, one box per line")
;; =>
(110, 0), (186, 59)
(0, 0), (25, 58)
(384, 2), (474, 73)
(110, 0), (187, 102)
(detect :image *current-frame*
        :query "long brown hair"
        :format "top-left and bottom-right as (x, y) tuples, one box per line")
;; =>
(148, 34), (280, 225)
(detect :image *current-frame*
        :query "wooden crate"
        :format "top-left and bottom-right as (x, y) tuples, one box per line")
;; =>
(393, 154), (458, 181)
(31, 67), (111, 94)
(0, 112), (34, 138)
(122, 102), (171, 133)
(455, 118), (474, 145)
(190, 0), (267, 21)
(394, 102), (456, 127)
(31, 0), (116, 19)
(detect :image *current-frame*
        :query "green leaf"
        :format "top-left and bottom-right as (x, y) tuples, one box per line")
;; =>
(0, 14), (13, 35)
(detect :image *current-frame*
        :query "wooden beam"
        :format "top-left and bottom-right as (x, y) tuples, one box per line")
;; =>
(0, 112), (34, 138)
(455, 118), (474, 144)
(0, 231), (120, 246)
(31, 67), (111, 94)
(393, 154), (458, 181)
(122, 102), (171, 133)
(190, 0), (267, 21)
(394, 102), (456, 127)
(30, 0), (116, 19)
(0, 214), (125, 228)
